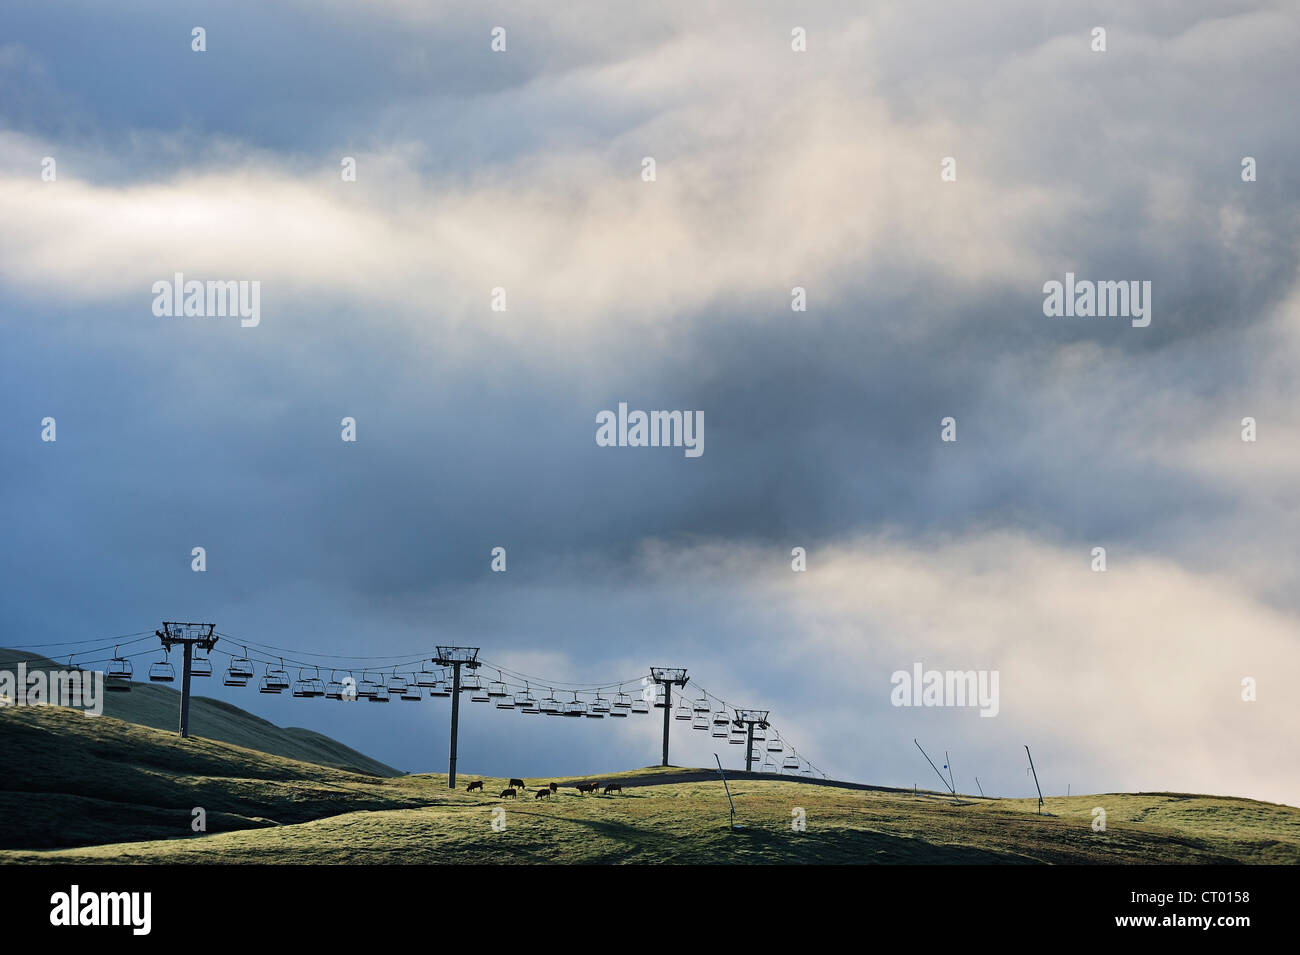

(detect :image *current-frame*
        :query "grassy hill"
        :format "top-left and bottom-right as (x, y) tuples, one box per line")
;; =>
(0, 649), (398, 777)
(2, 706), (1298, 864)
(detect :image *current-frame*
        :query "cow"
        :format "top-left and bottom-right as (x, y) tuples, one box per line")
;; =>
(603, 783), (622, 795)
(509, 778), (525, 789)
(465, 780), (483, 792)
(548, 782), (558, 793)
(499, 788), (517, 799)
(535, 788), (550, 799)
(576, 782), (599, 795)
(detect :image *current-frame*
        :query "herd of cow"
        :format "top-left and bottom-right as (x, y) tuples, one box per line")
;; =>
(464, 779), (625, 799)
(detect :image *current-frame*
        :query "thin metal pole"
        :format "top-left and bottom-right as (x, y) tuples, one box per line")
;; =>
(714, 754), (736, 830)
(448, 663), (462, 789)
(914, 739), (954, 794)
(178, 643), (193, 738)
(945, 751), (954, 793)
(745, 723), (756, 771)
(1025, 744), (1044, 813)
(975, 776), (984, 798)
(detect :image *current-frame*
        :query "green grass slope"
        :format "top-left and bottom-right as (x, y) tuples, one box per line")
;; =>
(0, 649), (398, 777)
(3, 708), (1298, 864)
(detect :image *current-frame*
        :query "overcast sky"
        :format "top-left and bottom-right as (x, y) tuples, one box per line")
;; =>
(2, 0), (1297, 804)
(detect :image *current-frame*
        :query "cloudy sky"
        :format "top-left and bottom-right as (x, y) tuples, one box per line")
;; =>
(2, 0), (1297, 804)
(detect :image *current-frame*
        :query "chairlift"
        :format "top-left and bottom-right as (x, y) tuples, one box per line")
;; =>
(369, 690), (390, 702)
(265, 659), (290, 690)
(386, 669), (408, 695)
(356, 671), (380, 699)
(766, 736), (784, 753)
(751, 723), (767, 742)
(461, 672), (483, 693)
(487, 675), (509, 698)
(782, 754), (799, 770)
(148, 650), (176, 683)
(586, 693), (609, 718)
(711, 719), (729, 739)
(190, 651), (213, 678)
(325, 671), (345, 700)
(471, 678), (490, 703)
(652, 685), (667, 709)
(674, 701), (691, 721)
(631, 698), (650, 714)
(608, 691), (629, 717)
(227, 650), (254, 680)
(692, 712), (708, 730)
(429, 678), (451, 698)
(515, 684), (538, 712)
(495, 678), (516, 708)
(729, 728), (746, 744)
(692, 696), (710, 714)
(416, 663), (439, 688)
(401, 675), (422, 701)
(223, 658), (248, 686)
(563, 692), (585, 717)
(107, 647), (133, 681)
(761, 757), (776, 773)
(540, 689), (562, 715)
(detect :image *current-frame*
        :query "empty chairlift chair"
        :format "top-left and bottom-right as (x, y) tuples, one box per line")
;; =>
(324, 671), (345, 700)
(469, 674), (490, 703)
(401, 674), (423, 701)
(729, 726), (746, 745)
(515, 684), (538, 713)
(259, 661), (288, 694)
(106, 647), (133, 692)
(293, 666), (321, 698)
(356, 671), (380, 699)
(225, 649), (254, 687)
(190, 651), (213, 678)
(586, 693), (610, 718)
(692, 710), (709, 731)
(564, 692), (586, 717)
(710, 711), (729, 738)
(148, 650), (176, 683)
(429, 675), (451, 698)
(782, 754), (799, 771)
(540, 689), (562, 715)
(609, 691), (630, 718)
(630, 693), (651, 715)
(766, 735), (784, 753)
(674, 701), (691, 721)
(416, 663), (439, 688)
(489, 675), (513, 708)
(386, 669), (408, 696)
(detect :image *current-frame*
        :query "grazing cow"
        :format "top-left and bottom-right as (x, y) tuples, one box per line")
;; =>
(548, 782), (558, 793)
(465, 780), (483, 792)
(576, 782), (598, 795)
(603, 783), (622, 795)
(535, 788), (550, 799)
(499, 788), (516, 799)
(509, 778), (525, 789)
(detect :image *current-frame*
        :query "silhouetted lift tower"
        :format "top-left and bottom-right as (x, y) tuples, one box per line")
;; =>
(433, 646), (481, 789)
(732, 708), (770, 771)
(649, 667), (689, 766)
(156, 622), (217, 738)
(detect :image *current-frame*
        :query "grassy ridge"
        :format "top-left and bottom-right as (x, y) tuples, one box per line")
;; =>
(0, 648), (398, 776)
(2, 707), (1298, 864)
